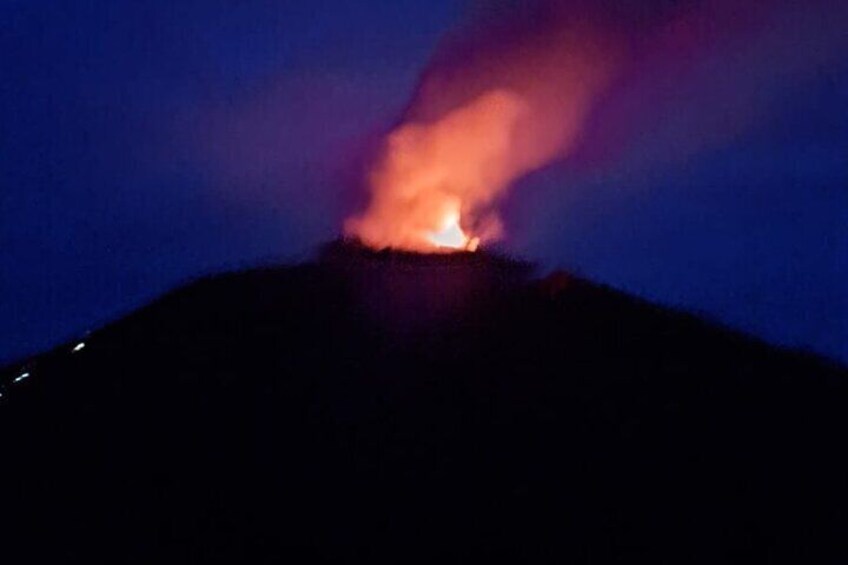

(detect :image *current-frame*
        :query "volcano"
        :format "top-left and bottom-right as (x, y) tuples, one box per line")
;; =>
(1, 242), (846, 562)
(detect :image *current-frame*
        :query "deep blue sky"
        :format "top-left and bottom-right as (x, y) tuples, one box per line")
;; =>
(2, 0), (846, 364)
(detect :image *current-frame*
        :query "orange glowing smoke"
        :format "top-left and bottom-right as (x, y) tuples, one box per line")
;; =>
(345, 15), (620, 253)
(346, 90), (525, 253)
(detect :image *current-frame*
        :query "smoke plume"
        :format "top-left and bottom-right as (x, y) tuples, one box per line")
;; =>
(345, 0), (848, 252)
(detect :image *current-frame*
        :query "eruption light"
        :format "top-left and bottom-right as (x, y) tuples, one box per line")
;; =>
(426, 209), (480, 252)
(344, 16), (617, 254)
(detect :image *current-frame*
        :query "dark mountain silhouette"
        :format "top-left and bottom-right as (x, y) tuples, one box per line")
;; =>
(1, 241), (846, 563)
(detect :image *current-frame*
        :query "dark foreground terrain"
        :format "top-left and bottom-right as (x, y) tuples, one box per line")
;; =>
(1, 242), (846, 562)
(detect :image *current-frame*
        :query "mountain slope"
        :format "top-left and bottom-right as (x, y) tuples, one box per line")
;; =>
(1, 245), (846, 562)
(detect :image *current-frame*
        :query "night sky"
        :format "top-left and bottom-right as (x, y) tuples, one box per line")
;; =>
(2, 0), (846, 364)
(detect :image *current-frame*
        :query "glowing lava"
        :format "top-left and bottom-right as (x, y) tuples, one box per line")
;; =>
(426, 210), (480, 252)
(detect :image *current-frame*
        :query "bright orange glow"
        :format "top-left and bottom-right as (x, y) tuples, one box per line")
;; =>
(426, 209), (480, 251)
(344, 22), (619, 254)
(345, 89), (528, 253)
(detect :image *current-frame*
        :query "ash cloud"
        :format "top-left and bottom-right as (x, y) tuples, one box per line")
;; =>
(346, 0), (848, 249)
